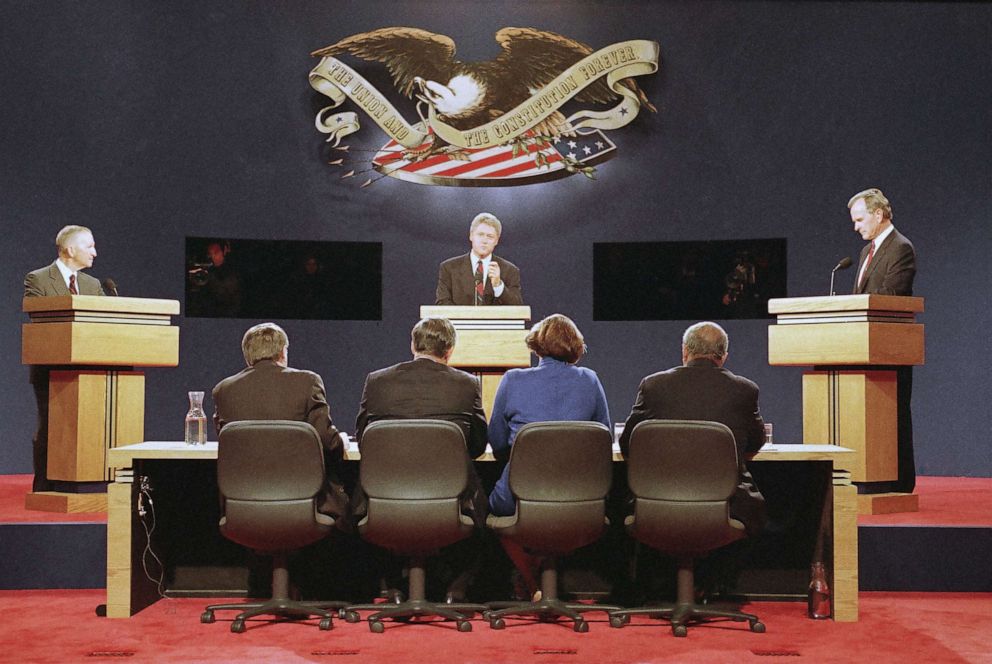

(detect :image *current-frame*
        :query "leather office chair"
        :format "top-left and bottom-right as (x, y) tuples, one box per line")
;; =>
(343, 419), (487, 632)
(200, 420), (347, 633)
(484, 421), (619, 632)
(608, 420), (765, 636)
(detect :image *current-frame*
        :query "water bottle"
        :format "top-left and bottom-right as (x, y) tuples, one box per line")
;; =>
(184, 391), (207, 445)
(807, 561), (831, 619)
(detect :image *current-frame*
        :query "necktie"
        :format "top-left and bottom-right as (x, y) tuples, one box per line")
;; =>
(474, 260), (485, 304)
(69, 274), (78, 295)
(859, 242), (875, 290)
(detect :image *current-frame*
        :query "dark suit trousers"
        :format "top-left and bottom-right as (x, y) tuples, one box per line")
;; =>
(31, 372), (51, 492)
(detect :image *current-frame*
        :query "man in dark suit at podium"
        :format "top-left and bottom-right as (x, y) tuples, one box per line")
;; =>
(212, 322), (349, 521)
(435, 213), (523, 306)
(24, 225), (105, 492)
(849, 187), (917, 493)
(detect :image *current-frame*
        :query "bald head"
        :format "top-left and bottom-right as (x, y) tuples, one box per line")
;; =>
(682, 321), (729, 366)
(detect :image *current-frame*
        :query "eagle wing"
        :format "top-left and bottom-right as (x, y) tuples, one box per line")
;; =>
(493, 27), (655, 110)
(311, 27), (457, 98)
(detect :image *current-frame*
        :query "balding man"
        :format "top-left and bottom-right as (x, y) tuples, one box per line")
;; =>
(24, 226), (105, 492)
(619, 321), (765, 536)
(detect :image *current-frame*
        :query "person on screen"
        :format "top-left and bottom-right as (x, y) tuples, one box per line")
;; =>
(23, 225), (105, 492)
(435, 212), (523, 306)
(212, 322), (348, 522)
(619, 321), (766, 537)
(848, 187), (916, 493)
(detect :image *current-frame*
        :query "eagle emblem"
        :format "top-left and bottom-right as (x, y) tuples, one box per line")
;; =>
(309, 27), (660, 187)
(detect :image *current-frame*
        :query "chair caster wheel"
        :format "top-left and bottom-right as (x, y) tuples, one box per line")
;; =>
(200, 610), (215, 624)
(369, 619), (384, 633)
(231, 619), (246, 633)
(344, 611), (361, 623)
(489, 617), (505, 630)
(609, 614), (628, 628)
(751, 620), (766, 633)
(457, 620), (472, 632)
(672, 624), (687, 637)
(319, 616), (333, 631)
(573, 619), (589, 633)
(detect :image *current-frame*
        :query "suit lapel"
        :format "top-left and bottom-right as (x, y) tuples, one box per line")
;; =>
(858, 232), (895, 293)
(46, 262), (70, 296)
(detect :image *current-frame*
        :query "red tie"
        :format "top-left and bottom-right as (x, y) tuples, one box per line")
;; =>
(69, 274), (78, 295)
(474, 261), (485, 303)
(859, 243), (875, 290)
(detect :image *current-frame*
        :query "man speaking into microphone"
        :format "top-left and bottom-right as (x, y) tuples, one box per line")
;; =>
(435, 213), (523, 306)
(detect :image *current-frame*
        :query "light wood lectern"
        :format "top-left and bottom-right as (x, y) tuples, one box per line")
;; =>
(767, 294), (924, 514)
(419, 305), (531, 417)
(21, 295), (180, 512)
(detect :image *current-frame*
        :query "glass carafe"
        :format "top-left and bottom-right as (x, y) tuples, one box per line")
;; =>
(184, 391), (207, 445)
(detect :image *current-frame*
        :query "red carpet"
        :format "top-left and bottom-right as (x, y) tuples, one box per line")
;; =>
(0, 475), (105, 523)
(859, 476), (992, 527)
(1, 590), (990, 663)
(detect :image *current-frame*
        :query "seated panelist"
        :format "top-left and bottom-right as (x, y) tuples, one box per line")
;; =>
(487, 314), (611, 598)
(212, 322), (349, 523)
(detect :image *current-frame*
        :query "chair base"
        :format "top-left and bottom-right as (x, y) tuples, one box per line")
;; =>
(201, 598), (348, 633)
(609, 601), (764, 636)
(484, 566), (619, 632)
(608, 558), (764, 636)
(343, 559), (486, 632)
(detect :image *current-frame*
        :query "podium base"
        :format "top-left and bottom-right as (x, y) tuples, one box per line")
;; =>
(25, 491), (107, 513)
(857, 492), (918, 515)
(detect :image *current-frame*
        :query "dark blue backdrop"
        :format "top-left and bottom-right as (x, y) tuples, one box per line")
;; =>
(2, 1), (989, 476)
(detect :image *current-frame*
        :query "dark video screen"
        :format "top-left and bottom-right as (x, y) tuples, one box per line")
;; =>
(185, 237), (381, 320)
(594, 239), (787, 321)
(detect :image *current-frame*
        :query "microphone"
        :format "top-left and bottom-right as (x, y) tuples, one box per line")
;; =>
(101, 278), (119, 296)
(829, 257), (852, 296)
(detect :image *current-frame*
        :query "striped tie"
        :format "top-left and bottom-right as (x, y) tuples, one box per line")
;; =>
(69, 274), (78, 295)
(474, 261), (485, 304)
(859, 243), (875, 290)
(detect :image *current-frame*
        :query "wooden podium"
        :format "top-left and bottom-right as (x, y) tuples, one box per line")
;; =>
(22, 295), (180, 512)
(768, 294), (924, 514)
(420, 305), (531, 416)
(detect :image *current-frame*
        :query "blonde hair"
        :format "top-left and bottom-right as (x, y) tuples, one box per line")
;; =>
(469, 212), (502, 236)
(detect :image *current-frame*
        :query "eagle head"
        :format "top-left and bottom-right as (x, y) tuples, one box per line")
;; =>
(414, 74), (486, 120)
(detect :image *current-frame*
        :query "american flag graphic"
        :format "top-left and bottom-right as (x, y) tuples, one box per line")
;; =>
(371, 128), (616, 187)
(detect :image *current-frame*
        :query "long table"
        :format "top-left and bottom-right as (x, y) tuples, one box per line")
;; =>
(105, 442), (857, 621)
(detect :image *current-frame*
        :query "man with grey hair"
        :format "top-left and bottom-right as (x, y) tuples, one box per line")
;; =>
(848, 187), (916, 492)
(435, 212), (523, 305)
(848, 188), (915, 296)
(24, 225), (105, 492)
(212, 322), (348, 521)
(619, 321), (766, 536)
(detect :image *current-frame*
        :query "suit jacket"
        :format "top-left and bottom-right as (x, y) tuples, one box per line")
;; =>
(212, 359), (348, 521)
(854, 228), (916, 296)
(25, 261), (105, 385)
(619, 358), (765, 534)
(435, 253), (523, 305)
(354, 357), (489, 527)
